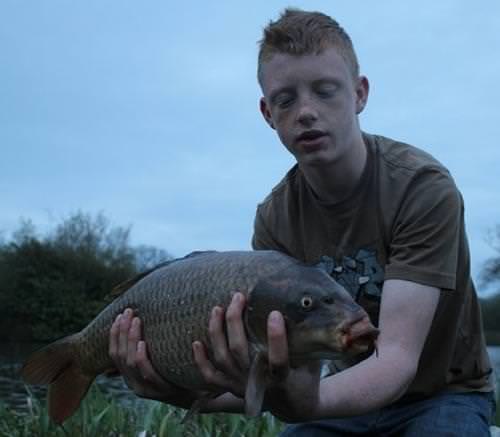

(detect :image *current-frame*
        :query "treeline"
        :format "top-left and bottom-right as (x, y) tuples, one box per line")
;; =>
(478, 225), (500, 343)
(480, 293), (500, 344)
(0, 212), (171, 342)
(1, 213), (500, 344)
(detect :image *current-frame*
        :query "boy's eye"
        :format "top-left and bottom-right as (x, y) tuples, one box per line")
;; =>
(276, 96), (294, 108)
(316, 87), (336, 98)
(271, 91), (295, 109)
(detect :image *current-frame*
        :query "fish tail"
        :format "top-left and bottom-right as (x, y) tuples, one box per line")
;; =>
(21, 334), (94, 424)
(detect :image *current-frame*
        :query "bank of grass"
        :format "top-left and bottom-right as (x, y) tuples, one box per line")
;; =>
(1, 386), (498, 436)
(0, 386), (285, 437)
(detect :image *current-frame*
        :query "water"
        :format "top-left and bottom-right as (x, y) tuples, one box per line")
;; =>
(0, 342), (133, 412)
(489, 346), (500, 392)
(1, 343), (500, 413)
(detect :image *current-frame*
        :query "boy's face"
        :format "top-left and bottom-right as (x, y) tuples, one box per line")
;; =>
(259, 47), (368, 168)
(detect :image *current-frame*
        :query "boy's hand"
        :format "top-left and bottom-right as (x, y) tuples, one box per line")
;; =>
(109, 308), (199, 408)
(193, 292), (320, 421)
(192, 292), (252, 398)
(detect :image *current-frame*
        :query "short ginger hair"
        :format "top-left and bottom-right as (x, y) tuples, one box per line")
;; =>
(257, 8), (360, 85)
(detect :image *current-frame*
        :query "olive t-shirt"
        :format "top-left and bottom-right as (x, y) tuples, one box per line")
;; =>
(252, 133), (492, 398)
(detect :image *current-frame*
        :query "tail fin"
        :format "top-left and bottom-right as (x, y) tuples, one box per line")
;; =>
(21, 335), (94, 424)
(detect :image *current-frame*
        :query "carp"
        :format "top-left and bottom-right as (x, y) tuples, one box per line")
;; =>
(21, 250), (378, 423)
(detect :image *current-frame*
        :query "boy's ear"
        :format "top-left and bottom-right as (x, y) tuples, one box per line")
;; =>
(355, 76), (369, 114)
(260, 97), (275, 129)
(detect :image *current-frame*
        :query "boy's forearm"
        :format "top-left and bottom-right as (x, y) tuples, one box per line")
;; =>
(262, 348), (416, 423)
(311, 281), (439, 420)
(315, 349), (416, 419)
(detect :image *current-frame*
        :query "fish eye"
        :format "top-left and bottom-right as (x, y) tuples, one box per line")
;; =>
(300, 295), (314, 310)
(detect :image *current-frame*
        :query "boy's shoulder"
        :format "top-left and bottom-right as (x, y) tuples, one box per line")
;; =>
(369, 133), (450, 176)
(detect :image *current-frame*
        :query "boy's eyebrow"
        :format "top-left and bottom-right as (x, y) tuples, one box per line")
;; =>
(312, 78), (341, 87)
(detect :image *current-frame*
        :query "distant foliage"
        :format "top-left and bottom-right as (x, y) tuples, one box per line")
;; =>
(481, 225), (500, 292)
(134, 244), (172, 272)
(480, 293), (500, 333)
(0, 212), (171, 342)
(479, 224), (500, 336)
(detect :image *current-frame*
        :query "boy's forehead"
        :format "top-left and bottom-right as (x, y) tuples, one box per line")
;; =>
(259, 47), (351, 89)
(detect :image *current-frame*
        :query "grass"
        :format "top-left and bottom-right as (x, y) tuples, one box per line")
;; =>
(0, 385), (285, 437)
(1, 383), (498, 436)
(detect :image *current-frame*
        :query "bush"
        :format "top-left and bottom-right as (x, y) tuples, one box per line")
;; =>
(0, 212), (170, 342)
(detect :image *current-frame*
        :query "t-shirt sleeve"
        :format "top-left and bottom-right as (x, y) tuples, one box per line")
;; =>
(384, 169), (462, 290)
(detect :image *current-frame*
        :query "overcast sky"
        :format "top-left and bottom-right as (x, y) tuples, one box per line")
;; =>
(1, 1), (499, 294)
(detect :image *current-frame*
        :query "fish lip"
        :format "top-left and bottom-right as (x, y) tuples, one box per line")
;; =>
(296, 129), (327, 142)
(340, 315), (379, 352)
(348, 325), (380, 343)
(338, 312), (367, 334)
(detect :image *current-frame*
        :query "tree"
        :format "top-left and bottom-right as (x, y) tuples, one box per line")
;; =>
(481, 225), (500, 293)
(479, 224), (500, 336)
(133, 244), (171, 271)
(0, 211), (171, 342)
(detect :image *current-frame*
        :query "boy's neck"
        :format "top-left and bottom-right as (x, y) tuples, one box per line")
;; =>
(299, 135), (367, 205)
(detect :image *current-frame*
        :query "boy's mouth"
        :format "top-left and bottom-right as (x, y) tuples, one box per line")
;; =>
(296, 130), (327, 142)
(296, 130), (327, 151)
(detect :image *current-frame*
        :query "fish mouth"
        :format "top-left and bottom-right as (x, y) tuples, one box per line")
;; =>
(286, 314), (379, 361)
(340, 316), (379, 355)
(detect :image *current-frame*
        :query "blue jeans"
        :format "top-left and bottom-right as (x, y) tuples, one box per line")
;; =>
(280, 392), (496, 436)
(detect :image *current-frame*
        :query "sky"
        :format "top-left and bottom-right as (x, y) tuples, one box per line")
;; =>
(1, 1), (499, 295)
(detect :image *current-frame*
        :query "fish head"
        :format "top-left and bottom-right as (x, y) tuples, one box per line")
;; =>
(246, 263), (379, 361)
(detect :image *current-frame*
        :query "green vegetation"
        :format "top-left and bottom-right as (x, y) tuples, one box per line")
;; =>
(479, 225), (500, 345)
(0, 385), (285, 437)
(0, 212), (170, 342)
(0, 383), (498, 435)
(480, 291), (500, 343)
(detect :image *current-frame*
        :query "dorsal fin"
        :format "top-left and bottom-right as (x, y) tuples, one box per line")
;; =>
(109, 250), (218, 298)
(108, 261), (171, 297)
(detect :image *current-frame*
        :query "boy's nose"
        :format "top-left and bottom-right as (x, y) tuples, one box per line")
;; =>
(296, 100), (318, 125)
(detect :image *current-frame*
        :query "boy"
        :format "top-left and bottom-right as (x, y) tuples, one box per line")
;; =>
(110, 9), (495, 435)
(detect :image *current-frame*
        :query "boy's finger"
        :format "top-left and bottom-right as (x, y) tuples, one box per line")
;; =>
(267, 311), (289, 382)
(226, 293), (250, 370)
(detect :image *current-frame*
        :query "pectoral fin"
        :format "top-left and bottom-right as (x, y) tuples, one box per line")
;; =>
(181, 391), (220, 424)
(245, 351), (268, 417)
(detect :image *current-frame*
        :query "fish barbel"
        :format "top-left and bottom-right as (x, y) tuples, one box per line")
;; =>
(21, 250), (378, 423)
